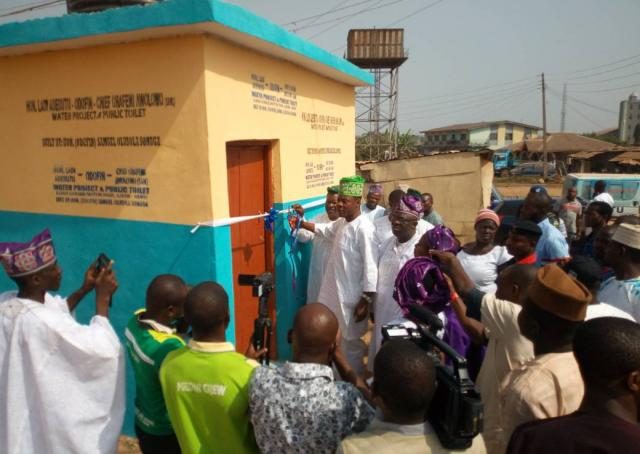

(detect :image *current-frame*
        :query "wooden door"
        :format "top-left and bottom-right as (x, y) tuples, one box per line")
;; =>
(226, 142), (273, 354)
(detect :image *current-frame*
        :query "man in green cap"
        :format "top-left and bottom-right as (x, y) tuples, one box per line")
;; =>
(296, 185), (341, 302)
(292, 176), (378, 375)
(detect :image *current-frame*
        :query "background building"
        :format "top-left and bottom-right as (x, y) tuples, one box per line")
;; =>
(421, 120), (542, 152)
(619, 92), (640, 145)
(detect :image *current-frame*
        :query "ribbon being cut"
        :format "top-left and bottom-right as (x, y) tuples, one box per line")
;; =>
(190, 199), (326, 234)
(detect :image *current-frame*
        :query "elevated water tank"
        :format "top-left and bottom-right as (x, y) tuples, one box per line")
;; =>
(347, 29), (408, 69)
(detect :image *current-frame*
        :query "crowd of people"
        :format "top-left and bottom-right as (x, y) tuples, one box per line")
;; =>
(1, 176), (640, 454)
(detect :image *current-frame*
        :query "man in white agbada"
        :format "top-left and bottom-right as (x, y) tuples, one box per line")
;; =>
(296, 185), (341, 302)
(368, 193), (424, 369)
(361, 183), (386, 223)
(374, 189), (434, 246)
(0, 229), (125, 454)
(292, 175), (378, 375)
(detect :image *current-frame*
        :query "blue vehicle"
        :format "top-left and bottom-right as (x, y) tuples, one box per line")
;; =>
(493, 149), (518, 176)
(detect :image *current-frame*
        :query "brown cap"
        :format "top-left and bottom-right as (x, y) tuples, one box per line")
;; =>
(527, 264), (591, 322)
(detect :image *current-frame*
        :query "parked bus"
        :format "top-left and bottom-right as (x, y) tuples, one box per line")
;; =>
(563, 173), (640, 217)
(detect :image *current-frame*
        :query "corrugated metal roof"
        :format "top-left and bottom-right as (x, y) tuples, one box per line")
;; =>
(611, 151), (640, 163)
(421, 120), (541, 134)
(569, 151), (608, 159)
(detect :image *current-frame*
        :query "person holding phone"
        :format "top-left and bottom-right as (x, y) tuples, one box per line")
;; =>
(0, 229), (125, 454)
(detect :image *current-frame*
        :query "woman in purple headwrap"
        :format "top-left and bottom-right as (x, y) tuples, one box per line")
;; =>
(393, 225), (473, 359)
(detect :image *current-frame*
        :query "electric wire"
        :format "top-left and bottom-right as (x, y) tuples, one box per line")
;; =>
(0, 0), (63, 17)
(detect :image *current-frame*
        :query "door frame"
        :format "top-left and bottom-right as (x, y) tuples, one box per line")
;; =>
(225, 140), (276, 354)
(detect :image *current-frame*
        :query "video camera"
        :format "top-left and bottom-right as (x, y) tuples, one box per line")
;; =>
(238, 273), (274, 365)
(381, 304), (483, 450)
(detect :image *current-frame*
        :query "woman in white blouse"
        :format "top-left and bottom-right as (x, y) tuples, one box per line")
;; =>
(457, 209), (512, 293)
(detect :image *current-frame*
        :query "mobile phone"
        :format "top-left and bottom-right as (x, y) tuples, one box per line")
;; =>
(95, 253), (111, 271)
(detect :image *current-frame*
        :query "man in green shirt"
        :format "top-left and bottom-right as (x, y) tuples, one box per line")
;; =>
(160, 281), (260, 454)
(124, 274), (188, 454)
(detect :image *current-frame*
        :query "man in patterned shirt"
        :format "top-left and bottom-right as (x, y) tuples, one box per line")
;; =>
(249, 303), (375, 453)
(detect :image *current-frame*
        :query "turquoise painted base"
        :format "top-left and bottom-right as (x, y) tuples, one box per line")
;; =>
(0, 210), (235, 435)
(272, 196), (324, 359)
(0, 199), (323, 435)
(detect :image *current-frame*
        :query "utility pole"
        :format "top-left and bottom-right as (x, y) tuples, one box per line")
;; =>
(541, 73), (548, 180)
(560, 83), (567, 132)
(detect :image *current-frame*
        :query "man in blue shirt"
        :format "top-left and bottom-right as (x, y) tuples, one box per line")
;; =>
(520, 190), (569, 265)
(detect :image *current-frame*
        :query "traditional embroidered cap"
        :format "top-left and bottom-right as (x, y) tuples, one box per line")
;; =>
(426, 225), (460, 253)
(475, 208), (500, 227)
(0, 229), (57, 278)
(367, 183), (383, 195)
(339, 176), (365, 197)
(392, 194), (423, 219)
(527, 264), (591, 322)
(612, 223), (640, 251)
(327, 185), (340, 194)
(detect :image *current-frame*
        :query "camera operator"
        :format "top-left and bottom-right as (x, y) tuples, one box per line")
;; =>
(0, 229), (124, 454)
(431, 246), (540, 454)
(338, 339), (486, 453)
(249, 303), (374, 453)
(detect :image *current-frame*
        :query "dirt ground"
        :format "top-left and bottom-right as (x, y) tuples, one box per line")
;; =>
(118, 437), (141, 454)
(495, 177), (563, 199)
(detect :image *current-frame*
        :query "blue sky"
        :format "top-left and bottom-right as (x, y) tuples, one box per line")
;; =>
(2, 0), (639, 134)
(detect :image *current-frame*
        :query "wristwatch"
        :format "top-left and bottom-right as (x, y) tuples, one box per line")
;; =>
(361, 294), (373, 306)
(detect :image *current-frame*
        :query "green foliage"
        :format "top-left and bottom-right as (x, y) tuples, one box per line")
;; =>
(355, 129), (422, 161)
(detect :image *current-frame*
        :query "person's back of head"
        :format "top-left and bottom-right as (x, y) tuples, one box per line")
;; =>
(388, 189), (405, 207)
(496, 264), (537, 303)
(292, 303), (339, 364)
(518, 265), (591, 353)
(594, 180), (607, 194)
(185, 282), (229, 340)
(373, 340), (435, 424)
(573, 317), (640, 412)
(562, 256), (601, 298)
(521, 191), (552, 222)
(145, 274), (188, 322)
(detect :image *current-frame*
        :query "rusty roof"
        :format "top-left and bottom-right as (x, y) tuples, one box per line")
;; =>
(509, 133), (614, 154)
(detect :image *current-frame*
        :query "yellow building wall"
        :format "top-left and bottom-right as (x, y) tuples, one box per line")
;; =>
(202, 37), (355, 219)
(0, 35), (357, 225)
(0, 36), (213, 226)
(497, 124), (506, 147)
(512, 126), (527, 143)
